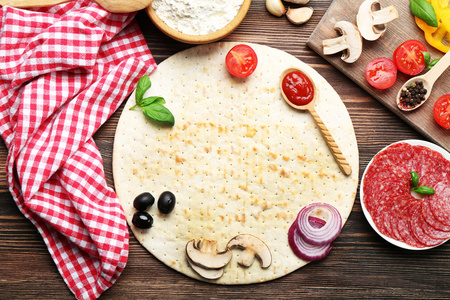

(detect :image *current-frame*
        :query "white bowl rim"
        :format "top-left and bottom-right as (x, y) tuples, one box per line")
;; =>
(146, 0), (252, 44)
(360, 139), (450, 250)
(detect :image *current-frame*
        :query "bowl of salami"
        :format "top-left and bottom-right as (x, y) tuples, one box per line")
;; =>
(360, 140), (450, 250)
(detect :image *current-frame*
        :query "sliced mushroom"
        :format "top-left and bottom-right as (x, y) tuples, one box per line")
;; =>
(186, 256), (224, 280)
(227, 234), (272, 269)
(185, 239), (232, 270)
(322, 21), (363, 63)
(357, 0), (399, 41)
(286, 7), (314, 25)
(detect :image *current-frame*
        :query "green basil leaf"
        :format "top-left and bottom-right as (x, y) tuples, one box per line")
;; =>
(422, 52), (441, 69)
(410, 0), (438, 27)
(142, 103), (175, 126)
(131, 75), (175, 126)
(412, 186), (435, 195)
(140, 96), (166, 107)
(410, 171), (419, 187)
(129, 97), (165, 110)
(422, 51), (431, 66)
(135, 75), (151, 105)
(429, 58), (440, 67)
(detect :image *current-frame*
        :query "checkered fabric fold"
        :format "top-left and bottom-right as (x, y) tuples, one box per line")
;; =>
(0, 1), (156, 298)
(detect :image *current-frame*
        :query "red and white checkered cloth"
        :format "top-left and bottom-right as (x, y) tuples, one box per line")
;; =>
(0, 0), (156, 298)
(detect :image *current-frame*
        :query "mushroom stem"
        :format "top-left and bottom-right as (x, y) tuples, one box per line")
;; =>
(227, 234), (272, 269)
(200, 239), (218, 253)
(322, 36), (348, 55)
(238, 249), (257, 267)
(357, 0), (398, 41)
(322, 21), (362, 63)
(371, 5), (398, 25)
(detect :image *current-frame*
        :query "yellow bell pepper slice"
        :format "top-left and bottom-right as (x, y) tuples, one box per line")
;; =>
(415, 0), (450, 53)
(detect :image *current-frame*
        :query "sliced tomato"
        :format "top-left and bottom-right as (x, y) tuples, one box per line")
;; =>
(225, 44), (258, 78)
(365, 57), (397, 89)
(433, 94), (450, 129)
(393, 40), (427, 76)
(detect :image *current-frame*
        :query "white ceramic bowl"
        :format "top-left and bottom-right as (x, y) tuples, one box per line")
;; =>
(360, 139), (450, 250)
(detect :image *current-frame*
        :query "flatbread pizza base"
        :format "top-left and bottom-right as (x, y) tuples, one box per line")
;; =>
(113, 42), (359, 284)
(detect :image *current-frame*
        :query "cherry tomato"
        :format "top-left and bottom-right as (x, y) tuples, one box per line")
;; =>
(225, 44), (258, 78)
(365, 57), (397, 89)
(433, 94), (450, 129)
(393, 40), (427, 76)
(281, 71), (314, 106)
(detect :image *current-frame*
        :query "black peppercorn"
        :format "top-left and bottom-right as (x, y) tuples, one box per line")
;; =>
(399, 81), (427, 109)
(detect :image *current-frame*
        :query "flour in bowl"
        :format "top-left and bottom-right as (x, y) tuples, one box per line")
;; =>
(152, 0), (245, 35)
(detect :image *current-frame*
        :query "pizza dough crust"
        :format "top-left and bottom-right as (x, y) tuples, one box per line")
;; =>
(113, 42), (359, 284)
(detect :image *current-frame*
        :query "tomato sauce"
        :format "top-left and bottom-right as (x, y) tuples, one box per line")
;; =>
(281, 71), (314, 106)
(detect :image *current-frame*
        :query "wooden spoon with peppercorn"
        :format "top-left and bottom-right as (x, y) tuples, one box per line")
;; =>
(397, 50), (450, 111)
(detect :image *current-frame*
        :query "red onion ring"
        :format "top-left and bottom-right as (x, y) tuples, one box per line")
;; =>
(288, 222), (333, 261)
(296, 202), (342, 245)
(308, 216), (326, 229)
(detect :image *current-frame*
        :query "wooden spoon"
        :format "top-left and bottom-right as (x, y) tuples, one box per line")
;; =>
(397, 50), (450, 111)
(0, 0), (69, 7)
(280, 68), (352, 176)
(94, 0), (152, 13)
(0, 0), (152, 12)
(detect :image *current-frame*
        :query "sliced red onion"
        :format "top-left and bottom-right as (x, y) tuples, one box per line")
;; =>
(296, 202), (342, 246)
(308, 216), (326, 229)
(288, 222), (333, 261)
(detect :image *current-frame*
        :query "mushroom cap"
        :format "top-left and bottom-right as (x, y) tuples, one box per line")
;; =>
(357, 0), (384, 41)
(186, 256), (224, 280)
(357, 0), (398, 41)
(227, 234), (272, 269)
(185, 239), (232, 270)
(333, 21), (363, 63)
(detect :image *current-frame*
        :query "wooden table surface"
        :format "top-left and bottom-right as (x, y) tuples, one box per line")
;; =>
(1, 0), (449, 298)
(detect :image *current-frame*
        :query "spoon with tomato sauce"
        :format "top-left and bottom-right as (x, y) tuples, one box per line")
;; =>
(280, 68), (352, 176)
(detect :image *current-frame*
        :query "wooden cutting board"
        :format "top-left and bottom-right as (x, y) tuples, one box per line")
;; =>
(307, 0), (450, 152)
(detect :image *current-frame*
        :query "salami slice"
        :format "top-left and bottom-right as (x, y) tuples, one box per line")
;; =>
(397, 201), (426, 248)
(411, 146), (439, 178)
(415, 146), (450, 187)
(428, 181), (450, 226)
(367, 143), (413, 173)
(364, 176), (409, 220)
(363, 166), (408, 216)
(383, 196), (409, 241)
(410, 202), (447, 247)
(422, 198), (450, 232)
(417, 201), (450, 240)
